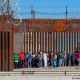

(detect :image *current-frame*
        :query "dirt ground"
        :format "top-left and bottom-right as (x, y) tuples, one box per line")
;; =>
(14, 66), (80, 72)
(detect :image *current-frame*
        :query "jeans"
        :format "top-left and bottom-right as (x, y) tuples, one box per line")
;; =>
(51, 60), (53, 67)
(78, 59), (80, 66)
(59, 59), (62, 66)
(19, 60), (24, 68)
(27, 58), (32, 67)
(38, 60), (42, 67)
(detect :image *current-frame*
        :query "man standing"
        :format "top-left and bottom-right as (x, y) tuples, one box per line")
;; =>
(27, 51), (32, 68)
(19, 52), (25, 68)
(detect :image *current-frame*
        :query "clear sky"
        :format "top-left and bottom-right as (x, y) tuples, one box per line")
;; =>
(17, 0), (80, 19)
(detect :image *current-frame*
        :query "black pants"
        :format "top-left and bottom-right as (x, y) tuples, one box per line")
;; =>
(75, 59), (78, 66)
(14, 62), (18, 68)
(34, 59), (38, 68)
(19, 60), (24, 68)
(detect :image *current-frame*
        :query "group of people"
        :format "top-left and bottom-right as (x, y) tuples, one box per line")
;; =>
(14, 50), (80, 68)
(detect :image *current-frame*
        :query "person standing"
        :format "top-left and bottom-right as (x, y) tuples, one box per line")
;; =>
(19, 52), (25, 68)
(14, 53), (19, 68)
(71, 53), (74, 66)
(57, 52), (61, 67)
(64, 52), (67, 66)
(77, 51), (80, 66)
(68, 52), (71, 66)
(32, 52), (36, 67)
(27, 51), (32, 68)
(74, 52), (78, 66)
(50, 53), (54, 67)
(38, 52), (42, 67)
(61, 51), (65, 66)
(34, 53), (38, 68)
(43, 52), (47, 67)
(53, 53), (57, 67)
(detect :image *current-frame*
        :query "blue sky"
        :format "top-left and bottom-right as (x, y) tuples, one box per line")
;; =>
(18, 0), (80, 19)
